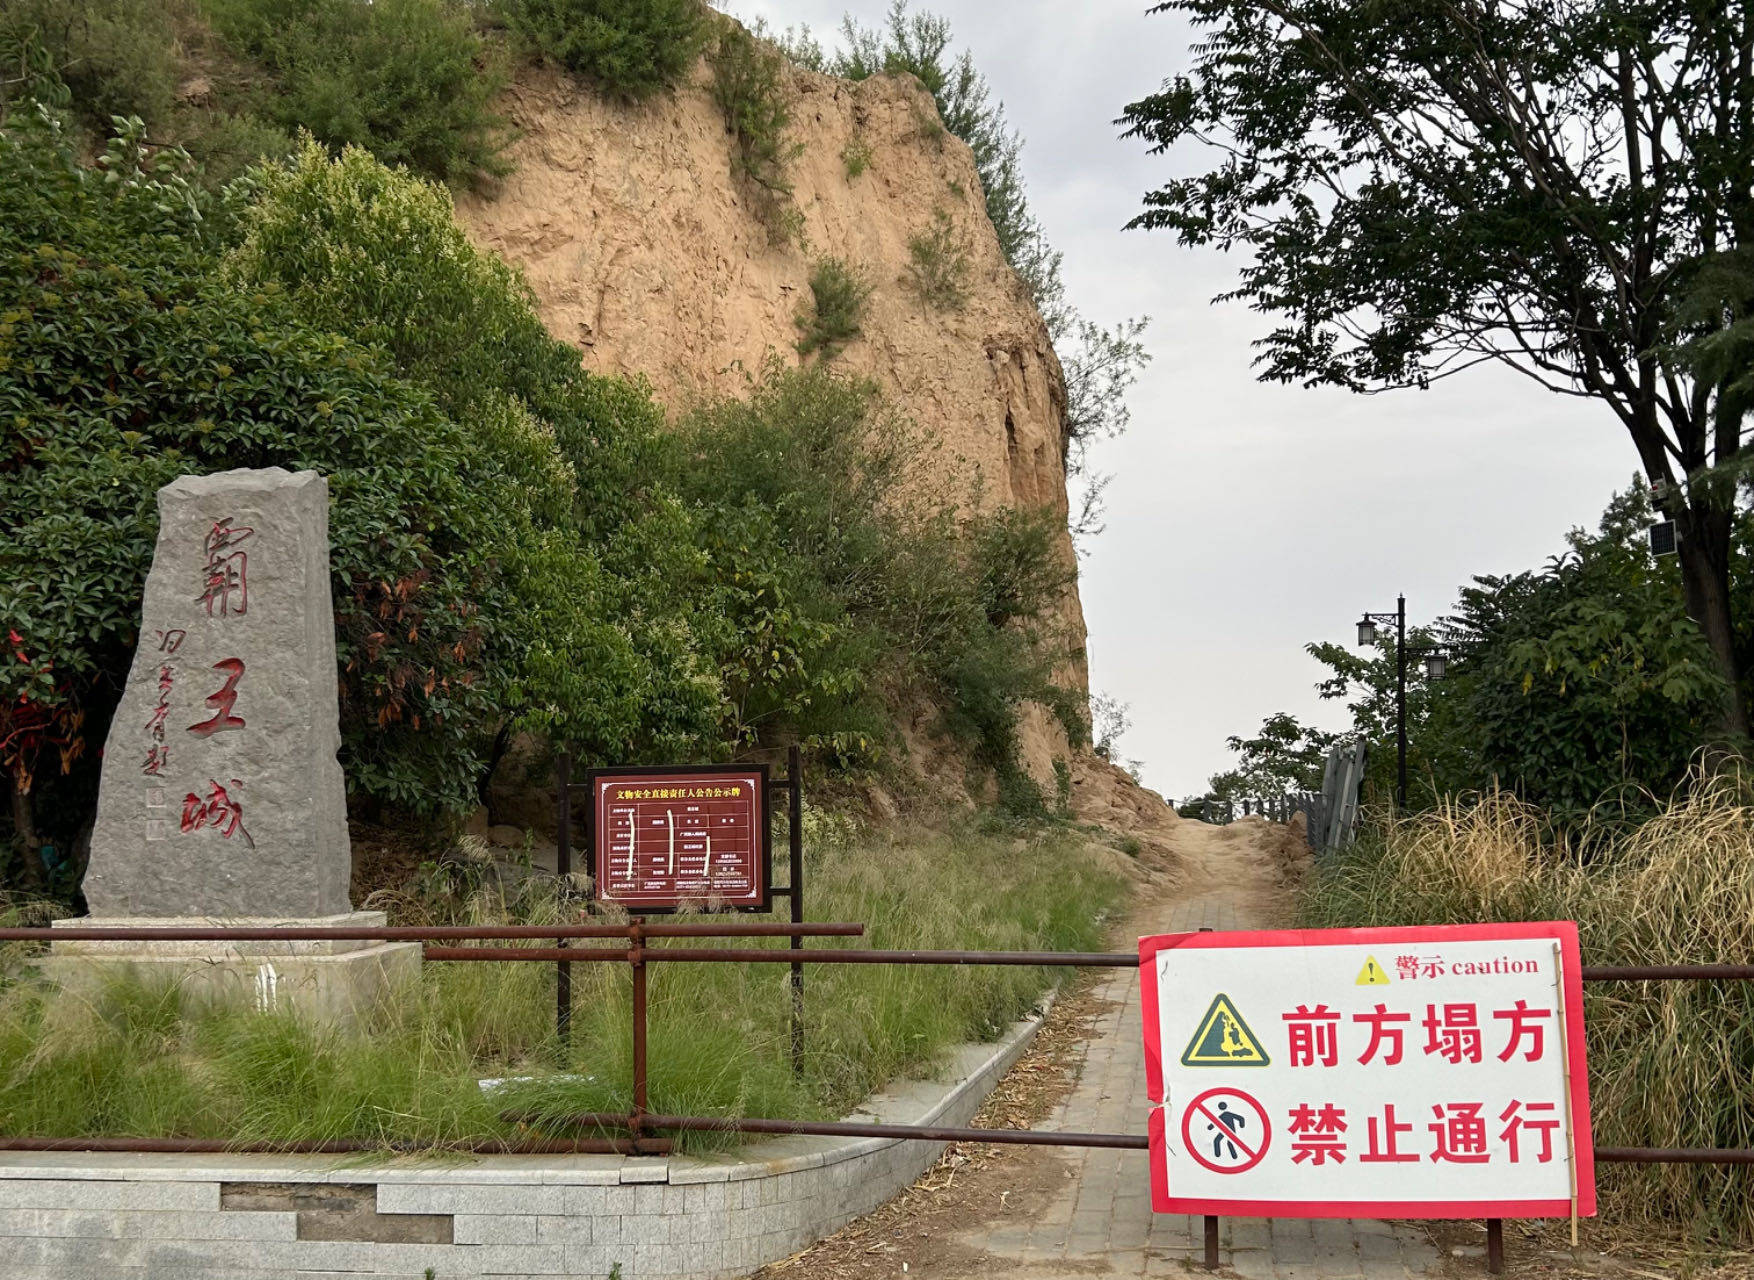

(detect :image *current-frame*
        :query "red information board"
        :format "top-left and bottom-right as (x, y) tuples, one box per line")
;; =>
(587, 766), (770, 912)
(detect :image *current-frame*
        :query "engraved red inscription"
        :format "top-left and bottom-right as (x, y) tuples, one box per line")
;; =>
(181, 778), (254, 848)
(187, 657), (246, 737)
(197, 518), (254, 617)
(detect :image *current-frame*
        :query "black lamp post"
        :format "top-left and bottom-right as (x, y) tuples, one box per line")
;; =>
(1356, 596), (1408, 809)
(1355, 597), (1467, 811)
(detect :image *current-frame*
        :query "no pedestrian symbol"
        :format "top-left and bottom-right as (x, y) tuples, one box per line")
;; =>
(1181, 1086), (1270, 1174)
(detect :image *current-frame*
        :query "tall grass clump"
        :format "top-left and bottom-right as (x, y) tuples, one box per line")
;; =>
(0, 822), (1125, 1152)
(1301, 773), (1754, 1241)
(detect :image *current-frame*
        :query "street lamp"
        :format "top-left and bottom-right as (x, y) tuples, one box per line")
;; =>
(1354, 596), (1468, 810)
(1354, 596), (1408, 809)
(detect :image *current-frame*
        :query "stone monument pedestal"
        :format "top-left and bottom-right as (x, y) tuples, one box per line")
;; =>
(42, 912), (420, 1027)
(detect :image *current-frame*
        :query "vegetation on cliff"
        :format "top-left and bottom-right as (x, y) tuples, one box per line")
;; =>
(0, 115), (1085, 891)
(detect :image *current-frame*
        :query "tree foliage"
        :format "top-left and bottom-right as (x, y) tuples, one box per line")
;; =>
(1208, 712), (1336, 799)
(1121, 0), (1754, 733)
(225, 141), (724, 772)
(0, 112), (512, 843)
(668, 359), (1080, 804)
(1267, 490), (1740, 818)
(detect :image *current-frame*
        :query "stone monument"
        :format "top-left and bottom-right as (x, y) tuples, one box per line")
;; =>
(48, 468), (420, 1022)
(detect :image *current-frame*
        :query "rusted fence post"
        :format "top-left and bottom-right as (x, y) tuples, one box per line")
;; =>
(788, 744), (805, 1076)
(555, 750), (573, 1050)
(630, 917), (648, 1148)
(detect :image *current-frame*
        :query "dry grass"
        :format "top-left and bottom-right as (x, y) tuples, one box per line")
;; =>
(1302, 773), (1754, 1243)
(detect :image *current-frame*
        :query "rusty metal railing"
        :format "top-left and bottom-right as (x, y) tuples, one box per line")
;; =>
(3, 923), (1753, 1273)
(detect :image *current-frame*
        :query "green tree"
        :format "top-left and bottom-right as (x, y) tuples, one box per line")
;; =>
(1443, 489), (1727, 816)
(1208, 712), (1335, 799)
(1121, 0), (1754, 737)
(0, 111), (517, 867)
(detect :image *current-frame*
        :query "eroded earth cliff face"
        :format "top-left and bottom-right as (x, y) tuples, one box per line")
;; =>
(455, 58), (1086, 788)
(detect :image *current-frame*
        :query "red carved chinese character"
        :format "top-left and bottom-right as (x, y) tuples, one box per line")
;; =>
(1394, 955), (1421, 981)
(180, 778), (254, 848)
(188, 657), (246, 737)
(142, 745), (170, 776)
(1283, 1004), (1341, 1067)
(1360, 1103), (1419, 1163)
(145, 701), (171, 740)
(1422, 1002), (1483, 1064)
(1429, 1103), (1490, 1163)
(197, 517), (254, 616)
(1494, 1000), (1551, 1063)
(155, 628), (187, 653)
(157, 663), (174, 692)
(1288, 1103), (1347, 1165)
(1353, 1003), (1410, 1065)
(1499, 1100), (1561, 1163)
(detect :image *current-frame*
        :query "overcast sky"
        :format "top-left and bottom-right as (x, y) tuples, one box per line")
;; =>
(738, 0), (1638, 801)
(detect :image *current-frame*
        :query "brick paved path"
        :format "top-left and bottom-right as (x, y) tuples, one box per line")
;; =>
(949, 850), (1444, 1279)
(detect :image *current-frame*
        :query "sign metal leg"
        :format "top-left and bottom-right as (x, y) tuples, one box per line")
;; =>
(1203, 1215), (1220, 1269)
(1485, 1218), (1504, 1273)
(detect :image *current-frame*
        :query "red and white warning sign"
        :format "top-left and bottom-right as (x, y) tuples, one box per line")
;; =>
(1139, 924), (1595, 1220)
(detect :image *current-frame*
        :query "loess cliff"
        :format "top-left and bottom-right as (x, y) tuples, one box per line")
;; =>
(455, 57), (1088, 789)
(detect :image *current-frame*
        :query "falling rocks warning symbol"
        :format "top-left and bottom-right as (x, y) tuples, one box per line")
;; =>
(1180, 993), (1270, 1066)
(1356, 955), (1392, 986)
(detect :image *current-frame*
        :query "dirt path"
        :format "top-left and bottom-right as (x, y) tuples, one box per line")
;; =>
(755, 816), (1442, 1279)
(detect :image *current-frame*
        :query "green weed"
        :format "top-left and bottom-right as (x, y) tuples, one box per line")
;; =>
(840, 135), (873, 179)
(904, 209), (971, 311)
(708, 21), (801, 242)
(795, 256), (871, 359)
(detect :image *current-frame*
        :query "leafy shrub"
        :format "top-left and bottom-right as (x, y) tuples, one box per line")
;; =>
(667, 360), (1076, 797)
(225, 141), (724, 769)
(0, 112), (516, 843)
(794, 256), (871, 359)
(0, 0), (184, 134)
(840, 134), (873, 179)
(203, 0), (512, 189)
(708, 21), (800, 238)
(904, 208), (971, 310)
(499, 0), (708, 101)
